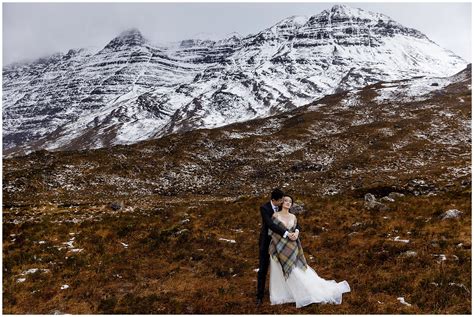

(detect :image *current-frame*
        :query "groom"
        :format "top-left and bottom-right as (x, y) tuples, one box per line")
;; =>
(256, 188), (301, 306)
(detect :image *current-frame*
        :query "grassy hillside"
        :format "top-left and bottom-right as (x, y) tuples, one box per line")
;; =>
(3, 192), (471, 313)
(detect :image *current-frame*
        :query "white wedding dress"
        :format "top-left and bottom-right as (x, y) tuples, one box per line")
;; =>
(269, 215), (351, 308)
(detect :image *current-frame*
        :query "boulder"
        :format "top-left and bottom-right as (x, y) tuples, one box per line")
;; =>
(388, 192), (405, 199)
(365, 200), (388, 211)
(364, 193), (376, 202)
(290, 202), (306, 214)
(110, 201), (124, 211)
(441, 209), (463, 219)
(364, 193), (388, 211)
(381, 196), (395, 203)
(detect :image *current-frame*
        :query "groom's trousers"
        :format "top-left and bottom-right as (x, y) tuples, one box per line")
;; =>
(257, 233), (271, 299)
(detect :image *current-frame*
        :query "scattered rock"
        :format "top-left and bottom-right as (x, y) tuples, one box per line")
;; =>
(291, 162), (323, 172)
(218, 238), (236, 243)
(441, 209), (463, 219)
(364, 193), (376, 202)
(411, 179), (426, 185)
(290, 202), (305, 214)
(22, 268), (40, 275)
(449, 283), (470, 294)
(406, 179), (436, 196)
(365, 200), (388, 212)
(392, 236), (410, 243)
(432, 254), (447, 263)
(397, 297), (412, 306)
(388, 192), (405, 199)
(110, 201), (124, 211)
(380, 196), (395, 203)
(21, 268), (50, 275)
(174, 229), (189, 236)
(363, 193), (389, 211)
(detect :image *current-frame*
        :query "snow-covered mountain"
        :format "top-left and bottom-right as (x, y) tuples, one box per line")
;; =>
(2, 4), (467, 156)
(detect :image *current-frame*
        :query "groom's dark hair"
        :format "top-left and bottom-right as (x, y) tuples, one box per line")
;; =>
(271, 188), (285, 201)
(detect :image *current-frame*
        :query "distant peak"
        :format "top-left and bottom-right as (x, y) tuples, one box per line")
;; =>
(216, 33), (242, 45)
(103, 28), (147, 50)
(313, 4), (392, 23)
(330, 4), (367, 14)
(277, 15), (309, 26)
(330, 4), (351, 12)
(117, 28), (143, 39)
(224, 32), (242, 39)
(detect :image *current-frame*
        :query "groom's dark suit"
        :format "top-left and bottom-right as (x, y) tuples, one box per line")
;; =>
(257, 201), (302, 300)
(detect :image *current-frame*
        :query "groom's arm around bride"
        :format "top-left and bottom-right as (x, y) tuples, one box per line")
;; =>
(260, 203), (302, 240)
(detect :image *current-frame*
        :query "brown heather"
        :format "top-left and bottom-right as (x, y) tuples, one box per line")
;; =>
(3, 67), (471, 313)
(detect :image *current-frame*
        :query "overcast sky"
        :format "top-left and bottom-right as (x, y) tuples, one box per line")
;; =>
(2, 2), (472, 66)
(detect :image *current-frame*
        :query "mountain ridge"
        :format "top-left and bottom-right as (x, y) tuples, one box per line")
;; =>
(3, 4), (468, 157)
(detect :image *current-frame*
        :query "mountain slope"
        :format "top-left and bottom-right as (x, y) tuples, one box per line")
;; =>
(3, 64), (470, 202)
(2, 5), (467, 157)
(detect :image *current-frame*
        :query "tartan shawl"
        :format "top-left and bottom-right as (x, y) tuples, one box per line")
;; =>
(268, 215), (308, 280)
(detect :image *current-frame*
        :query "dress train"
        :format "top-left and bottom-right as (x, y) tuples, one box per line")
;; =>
(269, 256), (351, 308)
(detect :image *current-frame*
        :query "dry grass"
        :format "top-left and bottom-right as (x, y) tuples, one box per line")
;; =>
(3, 191), (471, 314)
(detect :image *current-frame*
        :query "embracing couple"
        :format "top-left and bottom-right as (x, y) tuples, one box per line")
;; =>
(256, 188), (351, 308)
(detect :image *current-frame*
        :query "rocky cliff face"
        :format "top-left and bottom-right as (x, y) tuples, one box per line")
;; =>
(3, 4), (467, 157)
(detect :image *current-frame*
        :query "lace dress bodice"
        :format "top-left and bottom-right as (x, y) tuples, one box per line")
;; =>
(274, 213), (295, 230)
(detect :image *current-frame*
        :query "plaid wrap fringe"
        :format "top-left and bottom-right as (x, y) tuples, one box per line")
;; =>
(268, 217), (308, 280)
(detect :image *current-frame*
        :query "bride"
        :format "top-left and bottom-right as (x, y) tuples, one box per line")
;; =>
(268, 195), (351, 308)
